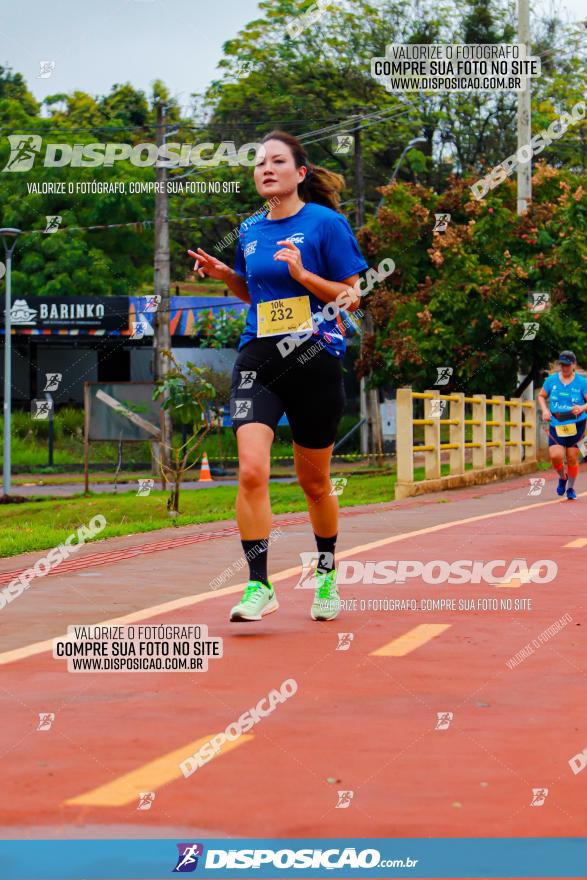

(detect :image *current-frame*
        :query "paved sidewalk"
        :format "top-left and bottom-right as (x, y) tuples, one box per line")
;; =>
(8, 475), (297, 497)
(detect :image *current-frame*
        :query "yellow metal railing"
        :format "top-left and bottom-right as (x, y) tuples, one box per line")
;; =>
(396, 388), (536, 488)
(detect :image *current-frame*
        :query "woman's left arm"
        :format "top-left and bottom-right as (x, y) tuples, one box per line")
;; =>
(274, 240), (362, 311)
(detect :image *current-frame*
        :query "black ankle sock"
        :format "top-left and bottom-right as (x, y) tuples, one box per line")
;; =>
(314, 533), (337, 574)
(241, 539), (270, 587)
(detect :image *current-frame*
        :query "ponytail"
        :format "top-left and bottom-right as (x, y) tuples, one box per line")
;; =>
(300, 164), (344, 211)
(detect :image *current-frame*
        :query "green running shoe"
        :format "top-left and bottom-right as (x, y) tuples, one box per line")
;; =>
(230, 580), (278, 622)
(311, 569), (340, 621)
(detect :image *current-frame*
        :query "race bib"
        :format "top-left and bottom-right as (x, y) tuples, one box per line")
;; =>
(555, 423), (577, 437)
(257, 296), (313, 337)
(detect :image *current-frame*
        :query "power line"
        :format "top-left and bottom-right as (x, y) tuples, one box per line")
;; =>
(0, 109), (408, 137)
(17, 199), (358, 237)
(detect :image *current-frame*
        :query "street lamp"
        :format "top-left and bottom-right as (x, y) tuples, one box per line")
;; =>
(360, 137), (426, 456)
(392, 136), (427, 180)
(1, 227), (22, 496)
(375, 137), (427, 214)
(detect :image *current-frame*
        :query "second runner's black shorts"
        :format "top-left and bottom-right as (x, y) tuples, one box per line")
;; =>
(547, 418), (587, 448)
(229, 336), (346, 449)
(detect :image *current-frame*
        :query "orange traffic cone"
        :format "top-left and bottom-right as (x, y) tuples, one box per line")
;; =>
(198, 451), (213, 482)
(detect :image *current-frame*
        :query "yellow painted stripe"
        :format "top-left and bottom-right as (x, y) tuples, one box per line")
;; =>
(493, 566), (541, 589)
(64, 733), (253, 807)
(564, 538), (587, 548)
(494, 579), (524, 589)
(370, 624), (451, 657)
(3, 486), (579, 668)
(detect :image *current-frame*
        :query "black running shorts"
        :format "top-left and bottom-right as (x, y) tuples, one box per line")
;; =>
(229, 336), (346, 449)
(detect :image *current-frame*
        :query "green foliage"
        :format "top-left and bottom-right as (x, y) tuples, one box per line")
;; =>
(192, 308), (247, 348)
(153, 352), (216, 427)
(198, 368), (233, 407)
(0, 65), (39, 116)
(1, 1), (586, 304)
(0, 0), (585, 414)
(356, 164), (587, 395)
(7, 409), (55, 441)
(57, 407), (84, 437)
(152, 351), (217, 513)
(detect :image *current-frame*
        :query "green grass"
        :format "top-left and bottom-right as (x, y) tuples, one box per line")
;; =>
(4, 413), (362, 470)
(0, 472), (396, 558)
(12, 471), (156, 486)
(1, 454), (545, 558)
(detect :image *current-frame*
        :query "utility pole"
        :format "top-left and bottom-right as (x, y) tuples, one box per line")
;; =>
(353, 118), (365, 231)
(517, 0), (532, 216)
(153, 102), (172, 480)
(517, 0), (534, 445)
(353, 116), (384, 461)
(1, 228), (22, 497)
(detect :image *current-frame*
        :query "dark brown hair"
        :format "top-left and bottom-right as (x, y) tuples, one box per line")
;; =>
(260, 130), (344, 212)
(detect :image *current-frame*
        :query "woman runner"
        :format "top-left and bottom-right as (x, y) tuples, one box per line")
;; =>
(188, 130), (368, 622)
(537, 350), (587, 501)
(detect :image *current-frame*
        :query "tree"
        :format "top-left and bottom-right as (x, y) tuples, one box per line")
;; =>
(152, 352), (217, 515)
(355, 163), (587, 396)
(0, 66), (39, 116)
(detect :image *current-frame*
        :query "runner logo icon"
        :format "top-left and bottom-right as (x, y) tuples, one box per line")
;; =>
(238, 370), (256, 389)
(173, 843), (204, 872)
(137, 792), (155, 810)
(435, 366), (453, 385)
(336, 632), (354, 651)
(43, 372), (62, 392)
(522, 322), (539, 341)
(530, 788), (548, 806)
(528, 477), (545, 496)
(295, 552), (334, 589)
(231, 399), (253, 420)
(435, 712), (453, 730)
(433, 213), (451, 233)
(36, 712), (55, 731)
(2, 135), (42, 172)
(336, 790), (354, 809)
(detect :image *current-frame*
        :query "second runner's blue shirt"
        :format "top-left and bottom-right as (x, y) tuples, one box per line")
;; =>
(543, 371), (587, 426)
(233, 202), (369, 359)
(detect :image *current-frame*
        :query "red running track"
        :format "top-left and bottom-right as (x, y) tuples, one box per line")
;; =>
(0, 476), (585, 849)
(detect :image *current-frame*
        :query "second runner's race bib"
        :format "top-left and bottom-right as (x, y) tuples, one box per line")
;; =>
(555, 423), (577, 437)
(257, 296), (313, 337)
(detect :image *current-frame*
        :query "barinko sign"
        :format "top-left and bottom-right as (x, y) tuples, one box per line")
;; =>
(2, 297), (129, 332)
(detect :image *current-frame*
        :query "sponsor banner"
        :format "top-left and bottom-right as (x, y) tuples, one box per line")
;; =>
(0, 837), (584, 878)
(0, 295), (249, 337)
(1, 295), (128, 333)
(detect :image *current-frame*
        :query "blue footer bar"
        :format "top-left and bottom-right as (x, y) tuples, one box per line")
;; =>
(0, 837), (585, 879)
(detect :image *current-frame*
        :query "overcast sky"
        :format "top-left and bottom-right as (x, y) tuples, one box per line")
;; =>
(1, 0), (585, 109)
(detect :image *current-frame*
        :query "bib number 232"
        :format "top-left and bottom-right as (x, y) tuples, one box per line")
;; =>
(257, 296), (313, 337)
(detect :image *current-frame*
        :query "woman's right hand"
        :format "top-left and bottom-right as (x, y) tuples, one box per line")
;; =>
(542, 408), (552, 422)
(187, 248), (231, 281)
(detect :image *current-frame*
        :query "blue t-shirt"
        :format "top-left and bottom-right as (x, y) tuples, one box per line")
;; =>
(543, 372), (587, 426)
(233, 202), (368, 358)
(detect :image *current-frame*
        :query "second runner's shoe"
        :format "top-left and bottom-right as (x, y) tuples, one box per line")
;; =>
(230, 580), (278, 622)
(557, 476), (568, 496)
(567, 487), (577, 501)
(311, 569), (340, 621)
